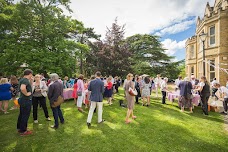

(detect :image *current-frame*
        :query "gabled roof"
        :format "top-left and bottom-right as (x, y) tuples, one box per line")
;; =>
(204, 2), (213, 17)
(213, 0), (228, 12)
(196, 16), (201, 27)
(214, 0), (222, 8)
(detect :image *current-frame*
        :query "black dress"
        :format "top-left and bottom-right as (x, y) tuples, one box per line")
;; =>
(11, 84), (19, 98)
(104, 87), (113, 97)
(135, 81), (141, 103)
(200, 83), (211, 115)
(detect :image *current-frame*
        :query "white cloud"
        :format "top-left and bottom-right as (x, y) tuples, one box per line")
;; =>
(161, 39), (187, 56)
(155, 20), (195, 36)
(65, 0), (214, 38)
(171, 58), (179, 62)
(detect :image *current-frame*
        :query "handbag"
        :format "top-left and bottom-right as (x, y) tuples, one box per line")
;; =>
(77, 91), (82, 96)
(186, 82), (193, 100)
(186, 93), (194, 100)
(14, 98), (20, 107)
(128, 87), (138, 96)
(51, 96), (64, 108)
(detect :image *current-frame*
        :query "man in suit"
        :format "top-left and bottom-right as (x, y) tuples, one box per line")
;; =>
(87, 71), (105, 128)
(48, 73), (64, 129)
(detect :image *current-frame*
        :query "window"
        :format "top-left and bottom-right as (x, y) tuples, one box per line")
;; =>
(198, 61), (203, 78)
(209, 59), (215, 82)
(191, 66), (194, 75)
(209, 26), (215, 46)
(190, 45), (194, 59)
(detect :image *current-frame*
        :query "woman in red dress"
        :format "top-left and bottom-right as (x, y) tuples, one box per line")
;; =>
(72, 79), (78, 105)
(104, 77), (113, 105)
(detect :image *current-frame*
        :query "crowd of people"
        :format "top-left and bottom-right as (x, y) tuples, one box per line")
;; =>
(0, 69), (228, 136)
(174, 75), (228, 115)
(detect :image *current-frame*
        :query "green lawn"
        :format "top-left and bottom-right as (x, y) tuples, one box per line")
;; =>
(0, 88), (228, 152)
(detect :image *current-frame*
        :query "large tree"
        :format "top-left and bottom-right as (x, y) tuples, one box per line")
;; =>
(125, 34), (172, 68)
(68, 26), (100, 75)
(125, 34), (183, 78)
(0, 0), (87, 77)
(86, 18), (132, 77)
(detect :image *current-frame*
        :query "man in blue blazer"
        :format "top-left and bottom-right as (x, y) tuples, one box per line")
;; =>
(87, 71), (105, 128)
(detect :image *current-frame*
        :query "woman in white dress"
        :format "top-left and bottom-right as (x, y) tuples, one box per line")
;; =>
(154, 74), (161, 97)
(141, 77), (151, 106)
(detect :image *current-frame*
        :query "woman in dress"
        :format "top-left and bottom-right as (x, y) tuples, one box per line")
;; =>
(63, 76), (69, 89)
(195, 76), (211, 115)
(84, 79), (89, 108)
(154, 74), (162, 97)
(32, 74), (51, 123)
(125, 73), (137, 124)
(114, 76), (120, 93)
(10, 76), (19, 110)
(72, 79), (78, 105)
(141, 77), (151, 106)
(150, 77), (155, 94)
(104, 77), (113, 105)
(0, 78), (13, 114)
(77, 74), (85, 112)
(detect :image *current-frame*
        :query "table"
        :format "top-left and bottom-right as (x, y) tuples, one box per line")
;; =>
(168, 92), (179, 102)
(63, 88), (74, 100)
(167, 92), (200, 106)
(191, 94), (200, 106)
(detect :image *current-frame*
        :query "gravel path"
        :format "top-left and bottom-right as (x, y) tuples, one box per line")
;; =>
(224, 115), (228, 132)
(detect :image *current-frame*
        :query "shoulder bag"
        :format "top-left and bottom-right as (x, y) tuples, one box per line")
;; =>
(186, 82), (193, 100)
(51, 96), (64, 108)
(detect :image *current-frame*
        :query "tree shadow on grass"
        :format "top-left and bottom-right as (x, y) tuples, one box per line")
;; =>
(149, 99), (224, 124)
(1, 94), (228, 152)
(77, 112), (228, 152)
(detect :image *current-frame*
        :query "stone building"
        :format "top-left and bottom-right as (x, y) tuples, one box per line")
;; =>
(185, 0), (228, 85)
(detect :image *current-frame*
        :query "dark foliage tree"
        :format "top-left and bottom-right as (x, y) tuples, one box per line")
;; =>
(86, 18), (132, 77)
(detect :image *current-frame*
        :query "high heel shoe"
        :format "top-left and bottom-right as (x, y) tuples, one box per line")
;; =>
(132, 116), (137, 119)
(125, 120), (131, 124)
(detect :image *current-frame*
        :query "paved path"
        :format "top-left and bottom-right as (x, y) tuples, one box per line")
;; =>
(224, 115), (228, 132)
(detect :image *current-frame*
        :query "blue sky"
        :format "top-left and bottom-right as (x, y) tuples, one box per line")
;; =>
(158, 21), (196, 61)
(172, 25), (196, 60)
(161, 25), (196, 42)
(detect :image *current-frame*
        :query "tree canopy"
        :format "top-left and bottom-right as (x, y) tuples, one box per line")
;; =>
(0, 0), (91, 77)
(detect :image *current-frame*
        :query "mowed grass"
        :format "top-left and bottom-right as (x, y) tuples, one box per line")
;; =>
(0, 87), (228, 152)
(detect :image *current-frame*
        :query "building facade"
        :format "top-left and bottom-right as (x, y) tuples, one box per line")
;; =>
(185, 0), (228, 85)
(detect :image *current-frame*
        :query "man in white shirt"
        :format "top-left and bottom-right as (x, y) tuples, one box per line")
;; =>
(214, 83), (228, 115)
(103, 77), (107, 86)
(160, 77), (169, 104)
(154, 74), (162, 97)
(174, 76), (182, 91)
